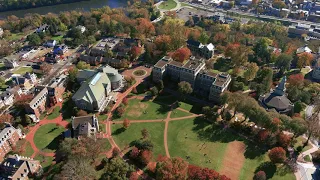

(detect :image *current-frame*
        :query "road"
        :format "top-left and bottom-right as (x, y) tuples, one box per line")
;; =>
(184, 2), (320, 26)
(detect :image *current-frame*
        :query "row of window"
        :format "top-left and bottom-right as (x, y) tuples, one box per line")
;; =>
(32, 92), (48, 108)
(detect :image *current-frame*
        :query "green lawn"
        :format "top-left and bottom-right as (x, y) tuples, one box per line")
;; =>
(97, 138), (111, 152)
(294, 136), (313, 152)
(99, 123), (106, 133)
(34, 124), (65, 153)
(170, 109), (192, 118)
(167, 117), (294, 180)
(13, 67), (33, 75)
(114, 98), (169, 121)
(158, 0), (177, 10)
(112, 122), (165, 158)
(98, 114), (108, 121)
(21, 142), (34, 157)
(35, 155), (55, 172)
(6, 33), (25, 41)
(47, 106), (61, 120)
(51, 35), (64, 42)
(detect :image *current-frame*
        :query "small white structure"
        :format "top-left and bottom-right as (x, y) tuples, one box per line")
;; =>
(296, 45), (312, 54)
(76, 25), (86, 34)
(0, 28), (3, 37)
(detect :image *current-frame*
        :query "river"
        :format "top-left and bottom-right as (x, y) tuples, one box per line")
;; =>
(0, 0), (128, 19)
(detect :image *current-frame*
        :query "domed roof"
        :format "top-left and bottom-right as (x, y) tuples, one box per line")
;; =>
(108, 73), (122, 82)
(263, 93), (292, 111)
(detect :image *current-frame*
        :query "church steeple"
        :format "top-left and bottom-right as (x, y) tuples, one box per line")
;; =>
(273, 76), (286, 96)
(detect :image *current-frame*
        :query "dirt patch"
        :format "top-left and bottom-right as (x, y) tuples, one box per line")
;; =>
(127, 102), (149, 117)
(220, 141), (246, 180)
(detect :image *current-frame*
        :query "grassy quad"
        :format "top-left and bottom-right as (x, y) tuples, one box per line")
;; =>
(34, 124), (65, 153)
(112, 122), (166, 159)
(158, 0), (177, 10)
(170, 109), (192, 118)
(167, 117), (295, 180)
(47, 106), (61, 120)
(13, 67), (33, 75)
(114, 98), (169, 121)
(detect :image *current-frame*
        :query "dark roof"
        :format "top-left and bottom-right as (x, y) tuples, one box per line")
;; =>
(182, 59), (204, 70)
(154, 57), (171, 68)
(187, 39), (201, 47)
(168, 60), (183, 67)
(72, 115), (96, 130)
(263, 93), (292, 111)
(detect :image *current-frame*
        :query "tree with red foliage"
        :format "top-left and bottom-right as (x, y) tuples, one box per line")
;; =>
(253, 171), (267, 180)
(14, 94), (33, 109)
(123, 118), (130, 129)
(130, 46), (142, 60)
(155, 35), (172, 52)
(213, 32), (227, 44)
(225, 43), (251, 67)
(277, 132), (291, 148)
(268, 147), (286, 163)
(187, 165), (221, 180)
(172, 47), (191, 63)
(257, 130), (269, 142)
(140, 150), (152, 165)
(76, 110), (88, 117)
(156, 157), (188, 180)
(129, 172), (139, 180)
(122, 97), (128, 106)
(130, 146), (140, 159)
(272, 117), (281, 126)
(219, 175), (231, 180)
(287, 73), (304, 89)
(112, 147), (121, 157)
(297, 52), (313, 69)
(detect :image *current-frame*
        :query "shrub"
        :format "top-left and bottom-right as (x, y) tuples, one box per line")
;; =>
(277, 132), (291, 148)
(268, 147), (286, 163)
(253, 171), (266, 180)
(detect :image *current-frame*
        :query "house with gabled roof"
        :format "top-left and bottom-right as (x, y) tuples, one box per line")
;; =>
(187, 39), (215, 59)
(71, 114), (99, 139)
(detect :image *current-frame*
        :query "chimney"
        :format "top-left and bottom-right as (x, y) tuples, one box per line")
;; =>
(14, 154), (20, 161)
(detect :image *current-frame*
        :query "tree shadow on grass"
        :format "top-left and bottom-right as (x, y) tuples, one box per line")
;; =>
(156, 104), (170, 115)
(244, 144), (268, 159)
(45, 135), (63, 152)
(112, 127), (126, 136)
(47, 127), (58, 134)
(255, 161), (277, 179)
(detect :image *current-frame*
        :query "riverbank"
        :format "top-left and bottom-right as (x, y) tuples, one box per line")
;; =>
(0, 0), (127, 19)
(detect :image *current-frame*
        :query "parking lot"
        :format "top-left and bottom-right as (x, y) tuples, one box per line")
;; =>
(176, 6), (215, 21)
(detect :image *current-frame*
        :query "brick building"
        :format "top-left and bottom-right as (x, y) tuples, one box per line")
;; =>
(153, 56), (231, 102)
(0, 126), (22, 162)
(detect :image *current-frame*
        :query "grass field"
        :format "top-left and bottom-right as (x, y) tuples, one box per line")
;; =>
(114, 98), (169, 120)
(13, 67), (33, 75)
(47, 106), (61, 120)
(51, 35), (64, 42)
(170, 109), (192, 118)
(21, 142), (34, 157)
(35, 155), (55, 172)
(112, 122), (165, 158)
(158, 0), (177, 10)
(34, 124), (65, 153)
(167, 117), (294, 180)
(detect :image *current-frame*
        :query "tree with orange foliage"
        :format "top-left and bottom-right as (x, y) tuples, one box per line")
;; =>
(130, 46), (142, 60)
(268, 147), (286, 163)
(123, 118), (131, 129)
(277, 132), (291, 148)
(297, 52), (313, 69)
(136, 18), (155, 38)
(0, 114), (14, 125)
(172, 47), (191, 63)
(225, 43), (251, 67)
(129, 172), (139, 180)
(155, 35), (172, 52)
(213, 32), (227, 45)
(156, 157), (189, 179)
(112, 147), (121, 157)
